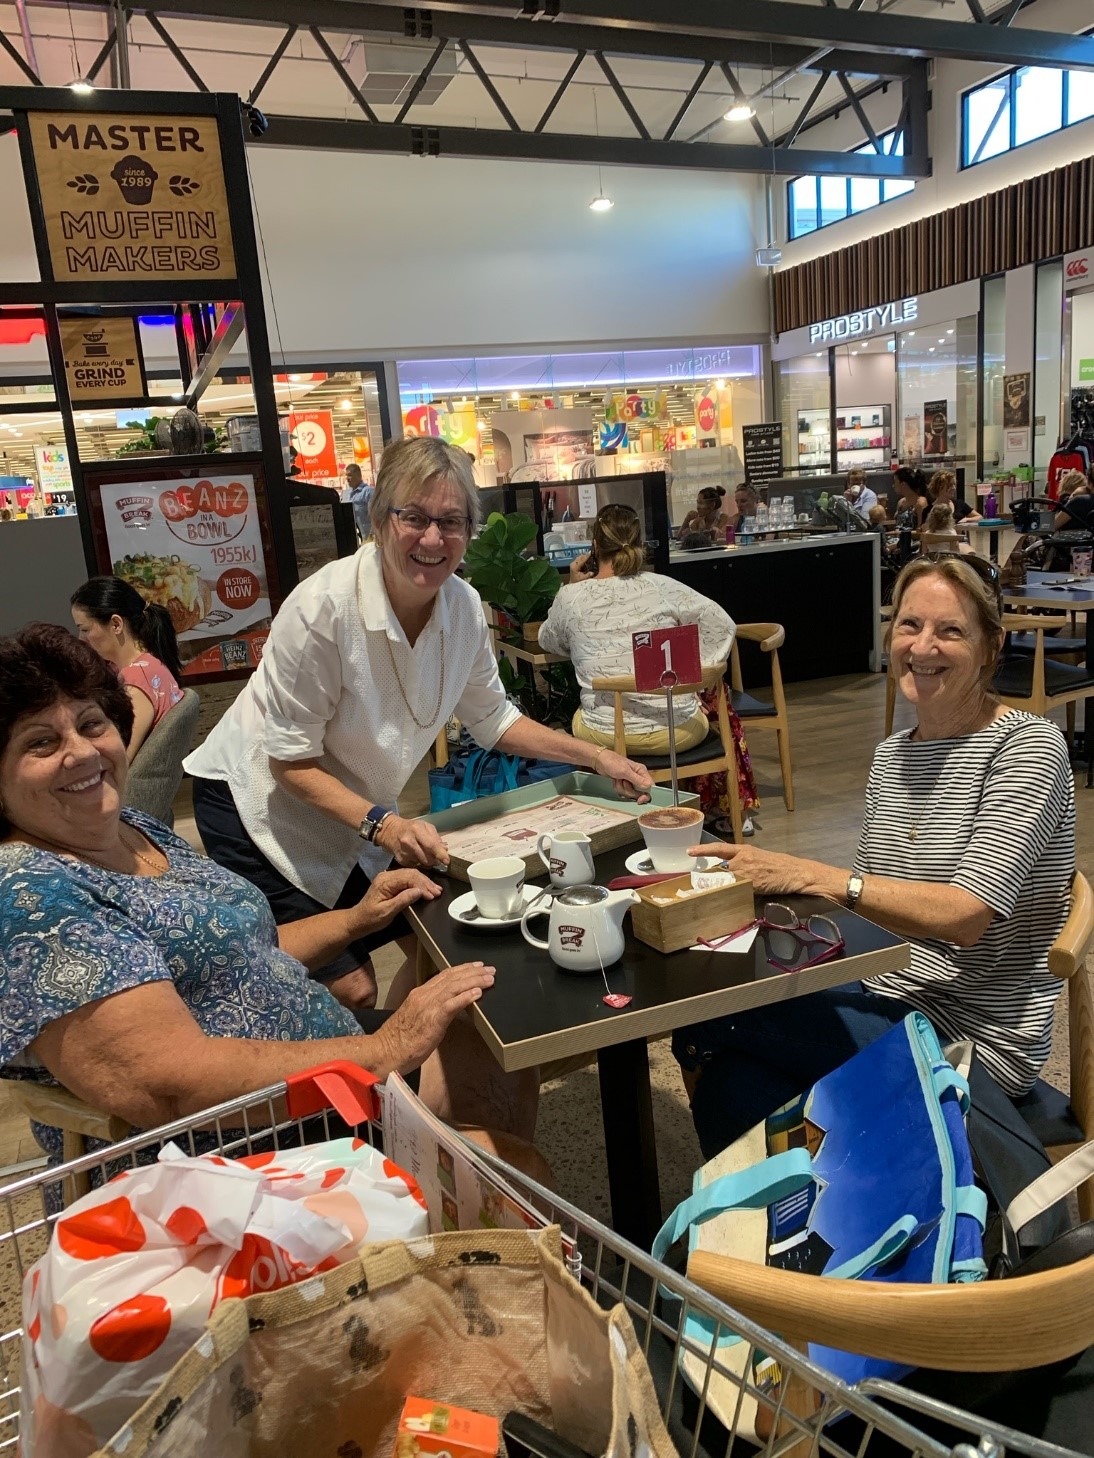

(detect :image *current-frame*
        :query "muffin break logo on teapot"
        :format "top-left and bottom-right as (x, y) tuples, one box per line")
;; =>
(26, 112), (236, 282)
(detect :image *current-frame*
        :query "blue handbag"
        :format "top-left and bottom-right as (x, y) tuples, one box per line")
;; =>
(652, 1013), (986, 1432)
(427, 747), (574, 813)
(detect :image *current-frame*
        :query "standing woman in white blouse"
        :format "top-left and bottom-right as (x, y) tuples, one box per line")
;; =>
(538, 504), (736, 753)
(186, 438), (651, 1013)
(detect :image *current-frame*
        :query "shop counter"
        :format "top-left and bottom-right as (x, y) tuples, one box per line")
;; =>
(0, 517), (89, 637)
(667, 532), (880, 685)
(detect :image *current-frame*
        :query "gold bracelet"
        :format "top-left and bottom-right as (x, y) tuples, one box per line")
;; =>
(592, 747), (608, 774)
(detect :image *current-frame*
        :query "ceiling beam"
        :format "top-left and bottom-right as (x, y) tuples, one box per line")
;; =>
(106, 0), (916, 77)
(258, 112), (929, 177)
(421, 0), (1094, 71)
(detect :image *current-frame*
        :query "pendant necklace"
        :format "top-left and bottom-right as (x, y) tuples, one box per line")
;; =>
(385, 629), (445, 730)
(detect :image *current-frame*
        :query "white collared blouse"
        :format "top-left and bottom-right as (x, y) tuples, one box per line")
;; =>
(184, 542), (520, 906)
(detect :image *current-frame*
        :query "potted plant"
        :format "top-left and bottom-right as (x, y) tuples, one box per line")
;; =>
(462, 511), (561, 640)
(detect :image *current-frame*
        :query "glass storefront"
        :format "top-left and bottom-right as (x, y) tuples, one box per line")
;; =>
(981, 276), (1006, 472)
(0, 310), (388, 519)
(395, 344), (765, 526)
(1033, 261), (1064, 480)
(774, 352), (831, 475)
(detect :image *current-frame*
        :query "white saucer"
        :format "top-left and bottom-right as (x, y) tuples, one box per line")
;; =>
(448, 882), (548, 930)
(624, 850), (722, 876)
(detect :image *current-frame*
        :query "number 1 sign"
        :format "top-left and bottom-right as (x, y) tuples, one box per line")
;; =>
(632, 624), (702, 691)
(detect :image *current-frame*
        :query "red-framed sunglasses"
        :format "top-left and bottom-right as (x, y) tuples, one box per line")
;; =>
(700, 902), (845, 973)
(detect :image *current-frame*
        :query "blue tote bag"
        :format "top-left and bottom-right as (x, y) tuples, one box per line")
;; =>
(652, 1013), (986, 1436)
(427, 747), (573, 812)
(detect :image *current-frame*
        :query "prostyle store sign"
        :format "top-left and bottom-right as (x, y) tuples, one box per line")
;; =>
(26, 112), (237, 282)
(809, 298), (918, 344)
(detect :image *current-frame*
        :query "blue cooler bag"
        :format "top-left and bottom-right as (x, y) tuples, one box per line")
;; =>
(652, 1013), (986, 1434)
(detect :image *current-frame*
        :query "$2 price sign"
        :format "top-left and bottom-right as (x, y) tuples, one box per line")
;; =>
(631, 624), (702, 691)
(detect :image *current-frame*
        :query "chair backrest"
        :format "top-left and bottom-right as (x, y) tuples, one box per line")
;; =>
(1050, 872), (1094, 980)
(124, 688), (201, 825)
(589, 661), (728, 696)
(729, 623), (786, 696)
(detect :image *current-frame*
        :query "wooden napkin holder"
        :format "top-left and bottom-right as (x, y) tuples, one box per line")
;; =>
(631, 874), (754, 955)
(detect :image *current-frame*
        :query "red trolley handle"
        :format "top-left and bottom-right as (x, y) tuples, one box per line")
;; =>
(284, 1061), (382, 1126)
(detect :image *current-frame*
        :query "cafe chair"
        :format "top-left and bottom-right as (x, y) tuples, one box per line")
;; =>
(992, 616), (1094, 757)
(589, 660), (745, 843)
(729, 624), (794, 812)
(124, 689), (201, 827)
(1014, 872), (1094, 1218)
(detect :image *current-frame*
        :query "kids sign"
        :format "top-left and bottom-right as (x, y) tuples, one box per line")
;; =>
(26, 112), (236, 282)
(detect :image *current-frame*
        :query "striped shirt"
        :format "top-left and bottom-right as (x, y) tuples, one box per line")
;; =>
(857, 710), (1075, 1096)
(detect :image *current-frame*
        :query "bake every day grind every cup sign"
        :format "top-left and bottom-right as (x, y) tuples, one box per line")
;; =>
(98, 475), (273, 648)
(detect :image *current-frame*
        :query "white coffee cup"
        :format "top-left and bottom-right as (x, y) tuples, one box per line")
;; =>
(467, 856), (526, 919)
(537, 830), (595, 888)
(637, 805), (705, 873)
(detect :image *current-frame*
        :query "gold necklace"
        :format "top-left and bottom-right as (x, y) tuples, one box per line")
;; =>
(28, 827), (165, 875)
(384, 630), (445, 730)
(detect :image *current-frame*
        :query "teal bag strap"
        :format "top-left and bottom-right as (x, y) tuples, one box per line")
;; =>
(931, 1061), (971, 1113)
(652, 1148), (813, 1266)
(826, 1217), (918, 1280)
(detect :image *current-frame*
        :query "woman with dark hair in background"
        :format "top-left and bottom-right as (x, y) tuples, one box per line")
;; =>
(71, 577), (184, 761)
(893, 466), (930, 532)
(680, 486), (730, 540)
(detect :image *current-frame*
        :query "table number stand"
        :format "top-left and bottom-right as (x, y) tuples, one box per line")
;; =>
(632, 624), (704, 808)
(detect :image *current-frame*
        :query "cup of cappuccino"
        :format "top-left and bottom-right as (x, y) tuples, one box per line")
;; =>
(636, 805), (705, 873)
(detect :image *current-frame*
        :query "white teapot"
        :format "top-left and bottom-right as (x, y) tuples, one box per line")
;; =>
(520, 883), (638, 974)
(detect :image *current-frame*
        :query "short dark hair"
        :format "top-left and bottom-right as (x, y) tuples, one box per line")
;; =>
(0, 624), (133, 834)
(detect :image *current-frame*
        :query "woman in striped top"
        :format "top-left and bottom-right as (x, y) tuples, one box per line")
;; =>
(674, 554), (1076, 1160)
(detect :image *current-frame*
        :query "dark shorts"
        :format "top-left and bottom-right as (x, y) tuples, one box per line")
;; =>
(191, 776), (412, 983)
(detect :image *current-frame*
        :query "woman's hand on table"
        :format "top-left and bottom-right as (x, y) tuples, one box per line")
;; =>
(593, 748), (653, 802)
(691, 842), (819, 896)
(374, 813), (450, 870)
(377, 961), (496, 1073)
(349, 869), (441, 936)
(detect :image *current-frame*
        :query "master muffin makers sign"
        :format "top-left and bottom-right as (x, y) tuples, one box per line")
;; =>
(27, 112), (236, 282)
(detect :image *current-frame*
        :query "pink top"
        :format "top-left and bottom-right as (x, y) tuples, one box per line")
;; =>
(120, 654), (185, 729)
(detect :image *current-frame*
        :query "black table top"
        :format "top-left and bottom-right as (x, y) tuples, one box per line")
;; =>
(407, 841), (911, 1072)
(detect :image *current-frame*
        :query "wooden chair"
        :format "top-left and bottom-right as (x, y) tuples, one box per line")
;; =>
(1014, 872), (1094, 1219)
(589, 660), (744, 843)
(884, 613), (1094, 739)
(729, 624), (794, 812)
(993, 616), (1094, 749)
(687, 876), (1094, 1383)
(6, 1083), (130, 1205)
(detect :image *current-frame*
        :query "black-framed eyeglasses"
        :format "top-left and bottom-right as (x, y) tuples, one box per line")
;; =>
(389, 507), (472, 539)
(699, 902), (845, 973)
(916, 551), (1003, 609)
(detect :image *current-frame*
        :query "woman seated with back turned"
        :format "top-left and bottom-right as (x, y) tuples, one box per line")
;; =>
(538, 504), (735, 754)
(71, 576), (184, 760)
(673, 554), (1075, 1158)
(0, 624), (538, 1168)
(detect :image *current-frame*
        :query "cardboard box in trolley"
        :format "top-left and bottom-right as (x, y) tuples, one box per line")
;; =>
(396, 1397), (500, 1458)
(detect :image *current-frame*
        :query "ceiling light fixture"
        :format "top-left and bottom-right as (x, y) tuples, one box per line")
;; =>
(509, 391), (520, 401)
(928, 347), (936, 353)
(725, 103), (755, 123)
(70, 79), (94, 95)
(339, 397), (353, 411)
(589, 93), (613, 213)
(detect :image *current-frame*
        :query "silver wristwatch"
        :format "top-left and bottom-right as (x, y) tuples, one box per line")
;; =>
(845, 873), (865, 910)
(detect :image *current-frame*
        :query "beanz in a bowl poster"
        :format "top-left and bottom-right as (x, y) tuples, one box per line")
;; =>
(99, 474), (273, 677)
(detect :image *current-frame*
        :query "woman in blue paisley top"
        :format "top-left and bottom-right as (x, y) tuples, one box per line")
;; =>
(0, 624), (536, 1162)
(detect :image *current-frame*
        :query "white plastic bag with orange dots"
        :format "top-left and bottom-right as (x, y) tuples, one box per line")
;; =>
(19, 1137), (429, 1458)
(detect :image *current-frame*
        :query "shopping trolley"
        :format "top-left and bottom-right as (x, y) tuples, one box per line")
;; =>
(0, 1068), (1086, 1458)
